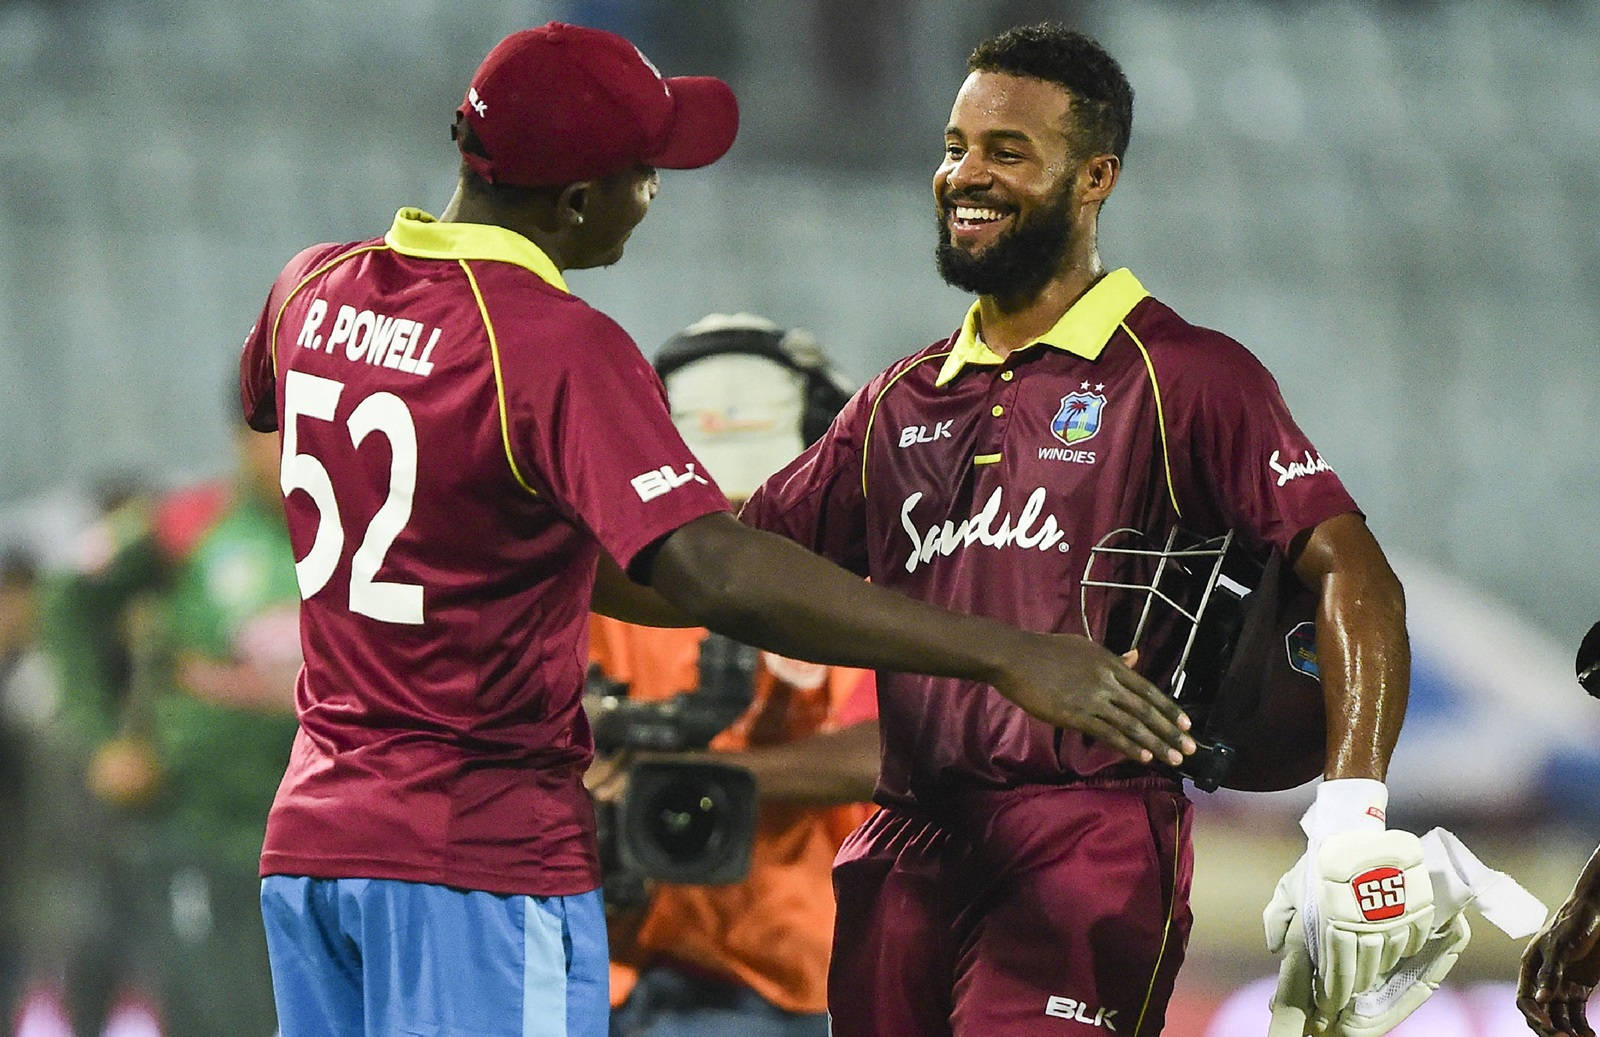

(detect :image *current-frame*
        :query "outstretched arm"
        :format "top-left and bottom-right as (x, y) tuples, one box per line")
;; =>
(643, 511), (1196, 768)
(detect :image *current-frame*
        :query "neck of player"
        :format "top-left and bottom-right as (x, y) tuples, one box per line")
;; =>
(977, 245), (1106, 359)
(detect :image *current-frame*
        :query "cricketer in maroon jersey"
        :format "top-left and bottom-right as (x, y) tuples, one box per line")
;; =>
(240, 210), (733, 895)
(742, 267), (1360, 806)
(739, 23), (1411, 1037)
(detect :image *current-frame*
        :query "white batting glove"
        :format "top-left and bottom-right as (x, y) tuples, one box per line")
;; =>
(1266, 914), (1317, 1037)
(1324, 911), (1470, 1037)
(1270, 872), (1460, 1037)
(1310, 828), (1435, 1010)
(1270, 826), (1547, 1036)
(1264, 780), (1435, 1019)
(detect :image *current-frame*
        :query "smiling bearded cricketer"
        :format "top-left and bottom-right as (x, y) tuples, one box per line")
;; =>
(738, 22), (1421, 1037)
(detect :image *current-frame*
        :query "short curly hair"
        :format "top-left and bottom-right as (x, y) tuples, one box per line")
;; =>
(968, 23), (1133, 162)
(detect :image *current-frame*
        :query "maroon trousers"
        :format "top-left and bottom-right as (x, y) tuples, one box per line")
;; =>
(828, 776), (1193, 1037)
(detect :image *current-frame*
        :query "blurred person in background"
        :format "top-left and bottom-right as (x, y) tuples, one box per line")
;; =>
(30, 419), (301, 1037)
(0, 550), (55, 733)
(0, 548), (54, 1025)
(736, 22), (1417, 1036)
(132, 418), (300, 1037)
(17, 479), (168, 1037)
(593, 315), (879, 1037)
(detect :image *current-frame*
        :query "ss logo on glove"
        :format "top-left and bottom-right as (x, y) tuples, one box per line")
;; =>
(1352, 867), (1406, 921)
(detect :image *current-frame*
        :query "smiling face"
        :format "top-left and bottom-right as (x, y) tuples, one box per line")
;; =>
(933, 71), (1088, 301)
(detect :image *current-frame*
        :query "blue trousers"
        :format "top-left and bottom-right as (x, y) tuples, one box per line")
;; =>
(261, 875), (608, 1037)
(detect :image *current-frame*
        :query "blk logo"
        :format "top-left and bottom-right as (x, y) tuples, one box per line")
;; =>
(631, 463), (709, 502)
(1045, 996), (1116, 1030)
(899, 421), (953, 447)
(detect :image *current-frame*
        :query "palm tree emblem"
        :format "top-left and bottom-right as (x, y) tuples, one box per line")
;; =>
(1051, 391), (1106, 445)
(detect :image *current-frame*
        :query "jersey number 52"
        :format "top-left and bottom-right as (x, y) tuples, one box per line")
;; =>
(280, 371), (424, 625)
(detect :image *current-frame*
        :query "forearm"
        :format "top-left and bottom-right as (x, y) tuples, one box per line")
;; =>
(1318, 569), (1406, 779)
(1295, 516), (1409, 781)
(1563, 844), (1600, 912)
(592, 549), (697, 627)
(649, 514), (1015, 684)
(709, 721), (879, 804)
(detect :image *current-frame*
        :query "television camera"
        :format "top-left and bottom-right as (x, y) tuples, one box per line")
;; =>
(584, 632), (762, 911)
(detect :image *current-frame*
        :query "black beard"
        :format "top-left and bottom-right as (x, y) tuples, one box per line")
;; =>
(935, 188), (1076, 301)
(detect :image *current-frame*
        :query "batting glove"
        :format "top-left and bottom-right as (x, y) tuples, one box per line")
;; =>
(1324, 911), (1470, 1037)
(1264, 779), (1435, 1019)
(1270, 826), (1546, 1036)
(1269, 912), (1469, 1037)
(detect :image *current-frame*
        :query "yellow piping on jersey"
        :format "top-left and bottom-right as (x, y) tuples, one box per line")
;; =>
(1122, 322), (1182, 518)
(1132, 806), (1185, 1037)
(461, 259), (539, 497)
(861, 352), (952, 500)
(973, 453), (1002, 466)
(268, 244), (389, 378)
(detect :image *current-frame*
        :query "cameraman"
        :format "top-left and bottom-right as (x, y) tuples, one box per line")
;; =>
(590, 315), (878, 1037)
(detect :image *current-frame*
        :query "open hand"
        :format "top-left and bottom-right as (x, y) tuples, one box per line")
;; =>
(1520, 896), (1600, 1037)
(992, 632), (1193, 766)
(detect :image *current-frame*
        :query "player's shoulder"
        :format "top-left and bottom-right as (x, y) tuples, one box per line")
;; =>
(1128, 295), (1276, 381)
(472, 268), (626, 339)
(279, 239), (375, 285)
(862, 334), (960, 400)
(902, 333), (963, 372)
(485, 286), (653, 384)
(505, 288), (643, 356)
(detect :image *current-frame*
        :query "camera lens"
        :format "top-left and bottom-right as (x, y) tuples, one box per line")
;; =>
(643, 783), (723, 863)
(620, 760), (757, 884)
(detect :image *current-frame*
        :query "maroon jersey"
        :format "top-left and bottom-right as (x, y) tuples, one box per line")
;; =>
(741, 269), (1358, 811)
(239, 208), (729, 896)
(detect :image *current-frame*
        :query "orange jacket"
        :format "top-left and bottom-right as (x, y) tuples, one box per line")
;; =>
(589, 616), (875, 1013)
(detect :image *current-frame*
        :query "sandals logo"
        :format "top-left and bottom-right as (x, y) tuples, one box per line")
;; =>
(1268, 449), (1333, 487)
(898, 486), (1068, 574)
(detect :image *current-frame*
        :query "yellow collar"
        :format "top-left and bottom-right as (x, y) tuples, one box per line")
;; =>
(383, 208), (569, 294)
(934, 268), (1149, 386)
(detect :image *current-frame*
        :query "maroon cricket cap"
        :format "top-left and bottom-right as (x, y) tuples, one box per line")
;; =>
(455, 22), (739, 188)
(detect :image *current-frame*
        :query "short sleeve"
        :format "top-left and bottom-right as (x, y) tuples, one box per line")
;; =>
(740, 380), (875, 576)
(239, 308), (278, 432)
(239, 243), (348, 434)
(496, 305), (731, 573)
(1171, 338), (1360, 555)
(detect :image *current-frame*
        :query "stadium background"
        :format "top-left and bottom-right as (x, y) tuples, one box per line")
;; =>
(0, 0), (1596, 1033)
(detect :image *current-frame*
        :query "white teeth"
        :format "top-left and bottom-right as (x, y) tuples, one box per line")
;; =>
(954, 206), (1006, 222)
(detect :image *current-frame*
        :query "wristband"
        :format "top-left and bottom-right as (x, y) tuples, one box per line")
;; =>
(1300, 778), (1388, 843)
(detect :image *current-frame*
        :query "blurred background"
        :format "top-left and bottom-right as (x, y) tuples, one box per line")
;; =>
(0, 0), (1596, 1034)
